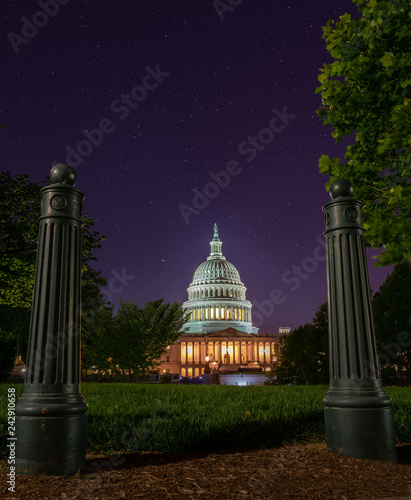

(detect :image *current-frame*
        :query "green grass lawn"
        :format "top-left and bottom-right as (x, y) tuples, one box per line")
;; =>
(1, 383), (410, 457)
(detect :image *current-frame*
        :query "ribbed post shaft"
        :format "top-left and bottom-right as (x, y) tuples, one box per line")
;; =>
(15, 165), (88, 475)
(322, 179), (396, 462)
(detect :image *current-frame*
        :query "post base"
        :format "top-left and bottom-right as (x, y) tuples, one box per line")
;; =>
(15, 414), (87, 475)
(324, 406), (397, 462)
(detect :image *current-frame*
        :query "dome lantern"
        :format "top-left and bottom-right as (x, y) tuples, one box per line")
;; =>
(209, 223), (223, 258)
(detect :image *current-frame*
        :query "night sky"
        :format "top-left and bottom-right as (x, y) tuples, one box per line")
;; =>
(1, 0), (392, 333)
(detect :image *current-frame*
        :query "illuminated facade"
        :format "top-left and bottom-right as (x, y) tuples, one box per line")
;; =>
(158, 328), (280, 377)
(157, 225), (281, 378)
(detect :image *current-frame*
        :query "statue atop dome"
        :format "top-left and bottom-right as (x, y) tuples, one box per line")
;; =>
(213, 223), (219, 241)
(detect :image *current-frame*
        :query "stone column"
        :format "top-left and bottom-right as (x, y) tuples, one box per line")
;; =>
(323, 179), (396, 462)
(15, 164), (87, 475)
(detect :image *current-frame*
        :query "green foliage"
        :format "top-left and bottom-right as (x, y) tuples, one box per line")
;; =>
(0, 171), (107, 374)
(274, 303), (329, 385)
(372, 260), (411, 383)
(2, 384), (410, 457)
(110, 300), (189, 382)
(0, 329), (18, 382)
(316, 0), (411, 266)
(0, 306), (30, 363)
(81, 304), (115, 375)
(0, 171), (107, 309)
(0, 172), (43, 308)
(82, 300), (189, 382)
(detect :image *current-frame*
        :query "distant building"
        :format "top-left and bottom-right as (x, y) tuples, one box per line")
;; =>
(279, 327), (291, 335)
(157, 224), (281, 378)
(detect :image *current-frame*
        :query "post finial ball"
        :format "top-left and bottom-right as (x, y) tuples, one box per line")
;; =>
(50, 164), (77, 186)
(329, 179), (354, 200)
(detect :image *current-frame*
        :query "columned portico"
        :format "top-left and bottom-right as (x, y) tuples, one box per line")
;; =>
(167, 327), (280, 376)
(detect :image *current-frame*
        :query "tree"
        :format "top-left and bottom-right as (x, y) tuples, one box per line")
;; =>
(274, 303), (329, 385)
(316, 0), (411, 266)
(81, 304), (115, 377)
(0, 305), (31, 364)
(110, 299), (188, 382)
(372, 260), (411, 383)
(0, 172), (42, 308)
(0, 171), (107, 379)
(0, 328), (18, 382)
(0, 171), (107, 309)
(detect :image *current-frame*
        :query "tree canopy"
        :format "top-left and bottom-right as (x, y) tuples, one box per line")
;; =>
(81, 304), (115, 375)
(0, 328), (18, 382)
(82, 299), (189, 382)
(0, 171), (107, 309)
(274, 302), (329, 385)
(0, 171), (107, 378)
(372, 260), (411, 383)
(316, 0), (411, 266)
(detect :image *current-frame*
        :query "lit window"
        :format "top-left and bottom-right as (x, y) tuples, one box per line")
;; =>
(187, 345), (193, 363)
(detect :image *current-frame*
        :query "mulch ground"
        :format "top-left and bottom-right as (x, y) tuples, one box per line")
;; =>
(1, 442), (411, 499)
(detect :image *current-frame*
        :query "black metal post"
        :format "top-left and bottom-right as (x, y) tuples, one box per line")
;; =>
(15, 164), (88, 475)
(323, 179), (396, 462)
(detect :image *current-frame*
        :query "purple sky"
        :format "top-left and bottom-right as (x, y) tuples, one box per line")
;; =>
(1, 0), (392, 332)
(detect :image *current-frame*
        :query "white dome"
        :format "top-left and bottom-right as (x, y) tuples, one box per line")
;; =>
(191, 259), (242, 286)
(182, 224), (258, 334)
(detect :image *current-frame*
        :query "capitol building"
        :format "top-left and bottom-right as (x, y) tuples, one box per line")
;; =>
(157, 224), (281, 378)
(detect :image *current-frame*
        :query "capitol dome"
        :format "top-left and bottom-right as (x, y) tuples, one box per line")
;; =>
(191, 257), (242, 285)
(182, 224), (258, 334)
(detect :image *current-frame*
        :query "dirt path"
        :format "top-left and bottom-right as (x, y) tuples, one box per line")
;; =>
(2, 442), (411, 499)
